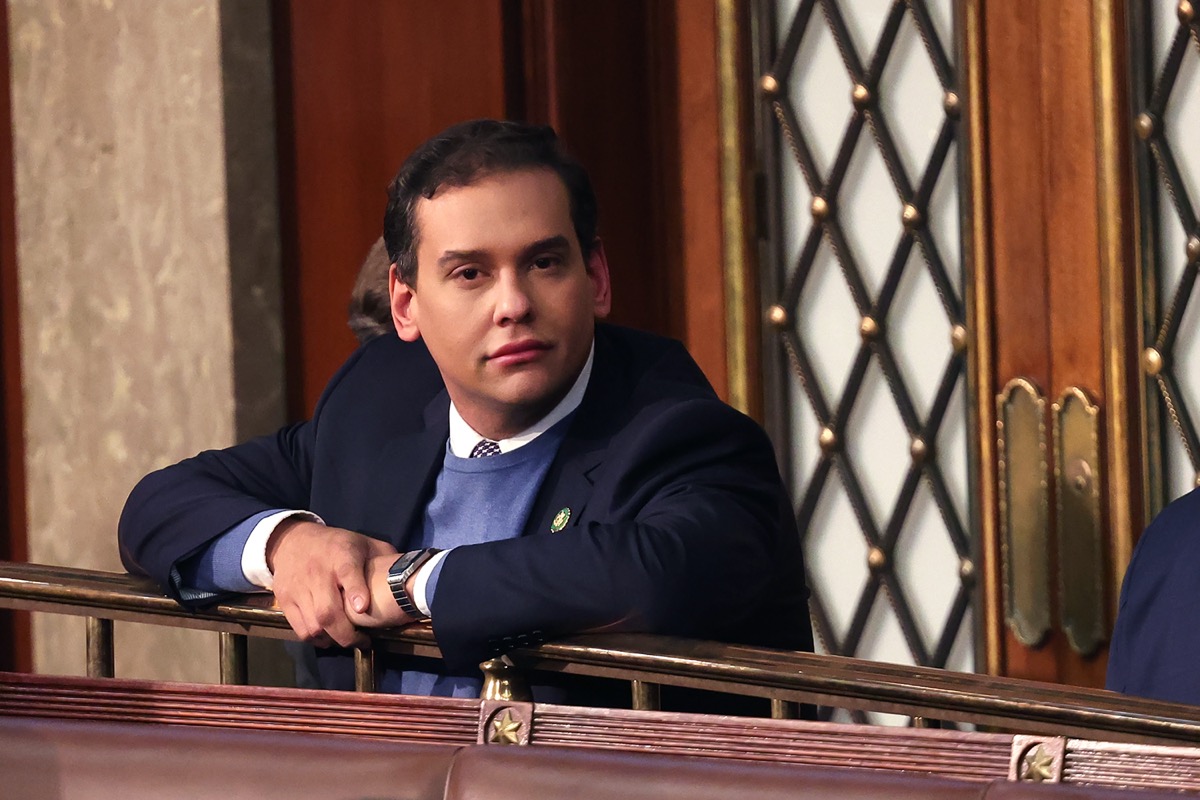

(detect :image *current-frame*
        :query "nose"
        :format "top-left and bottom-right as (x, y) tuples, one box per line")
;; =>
(493, 269), (533, 325)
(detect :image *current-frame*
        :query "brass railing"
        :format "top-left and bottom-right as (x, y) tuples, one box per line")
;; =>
(3, 560), (1199, 745)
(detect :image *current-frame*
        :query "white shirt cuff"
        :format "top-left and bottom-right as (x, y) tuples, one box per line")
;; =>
(241, 510), (324, 589)
(411, 549), (451, 617)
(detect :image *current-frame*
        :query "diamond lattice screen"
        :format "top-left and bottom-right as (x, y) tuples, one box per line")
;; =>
(758, 0), (972, 724)
(1134, 1), (1200, 506)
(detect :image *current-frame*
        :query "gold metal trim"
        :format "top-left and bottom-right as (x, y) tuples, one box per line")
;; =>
(1142, 347), (1164, 376)
(852, 83), (871, 109)
(997, 378), (1051, 648)
(219, 631), (248, 686)
(1052, 388), (1106, 657)
(481, 656), (533, 702)
(86, 616), (114, 679)
(818, 425), (838, 453)
(811, 195), (830, 221)
(770, 699), (801, 719)
(478, 701), (533, 746)
(354, 645), (378, 693)
(717, 0), (753, 415)
(1011, 737), (1066, 783)
(962, 0), (1001, 674)
(1093, 0), (1138, 612)
(859, 315), (880, 341)
(631, 679), (662, 710)
(10, 562), (1200, 744)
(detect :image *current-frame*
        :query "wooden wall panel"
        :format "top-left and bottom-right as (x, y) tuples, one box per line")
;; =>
(0, 0), (30, 672)
(513, 0), (729, 396)
(982, 0), (1125, 688)
(274, 1), (511, 417)
(275, 0), (731, 411)
(523, 1), (674, 341)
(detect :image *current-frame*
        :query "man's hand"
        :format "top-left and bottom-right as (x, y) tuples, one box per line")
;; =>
(343, 552), (415, 629)
(266, 519), (398, 648)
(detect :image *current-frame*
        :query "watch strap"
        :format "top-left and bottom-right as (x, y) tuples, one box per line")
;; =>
(387, 548), (441, 622)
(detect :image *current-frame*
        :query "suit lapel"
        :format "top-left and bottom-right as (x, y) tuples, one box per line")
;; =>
(522, 327), (626, 537)
(363, 390), (450, 549)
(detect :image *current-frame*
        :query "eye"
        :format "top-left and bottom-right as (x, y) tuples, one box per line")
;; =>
(531, 255), (562, 271)
(454, 266), (481, 282)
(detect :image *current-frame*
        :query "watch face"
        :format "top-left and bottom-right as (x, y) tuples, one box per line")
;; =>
(389, 552), (419, 577)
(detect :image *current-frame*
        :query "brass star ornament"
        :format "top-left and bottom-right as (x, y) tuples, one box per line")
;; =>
(488, 709), (523, 745)
(1021, 746), (1056, 782)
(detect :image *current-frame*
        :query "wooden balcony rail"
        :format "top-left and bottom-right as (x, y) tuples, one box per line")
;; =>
(2, 560), (1199, 745)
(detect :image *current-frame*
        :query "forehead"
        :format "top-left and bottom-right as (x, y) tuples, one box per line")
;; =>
(413, 169), (574, 256)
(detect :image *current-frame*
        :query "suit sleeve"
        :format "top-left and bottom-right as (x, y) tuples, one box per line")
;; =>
(429, 398), (800, 670)
(117, 343), (374, 599)
(1105, 488), (1200, 704)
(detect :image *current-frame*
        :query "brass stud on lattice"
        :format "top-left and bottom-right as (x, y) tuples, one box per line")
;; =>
(902, 203), (923, 230)
(859, 316), (880, 341)
(811, 195), (830, 222)
(910, 437), (929, 464)
(943, 91), (961, 119)
(867, 547), (887, 572)
(1135, 113), (1156, 140)
(767, 304), (789, 329)
(1142, 347), (1164, 376)
(1187, 234), (1200, 263)
(760, 73), (780, 97)
(960, 558), (976, 583)
(1179, 0), (1195, 25)
(818, 426), (838, 453)
(951, 324), (968, 355)
(852, 83), (871, 110)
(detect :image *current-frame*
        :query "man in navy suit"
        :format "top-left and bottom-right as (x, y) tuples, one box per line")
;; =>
(119, 120), (812, 692)
(1107, 488), (1200, 705)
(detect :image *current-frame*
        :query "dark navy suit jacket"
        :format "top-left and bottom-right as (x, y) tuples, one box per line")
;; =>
(1107, 487), (1200, 704)
(119, 324), (813, 680)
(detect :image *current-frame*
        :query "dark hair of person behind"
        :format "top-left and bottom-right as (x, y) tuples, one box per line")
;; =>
(383, 119), (599, 286)
(347, 236), (394, 343)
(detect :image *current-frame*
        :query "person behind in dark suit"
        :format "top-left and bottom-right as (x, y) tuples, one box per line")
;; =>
(1107, 487), (1200, 705)
(119, 119), (812, 698)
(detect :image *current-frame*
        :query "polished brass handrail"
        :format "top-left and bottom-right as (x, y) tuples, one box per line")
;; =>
(3, 560), (1199, 744)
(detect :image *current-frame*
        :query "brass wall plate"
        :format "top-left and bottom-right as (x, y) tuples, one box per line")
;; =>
(997, 378), (1051, 648)
(1053, 388), (1106, 657)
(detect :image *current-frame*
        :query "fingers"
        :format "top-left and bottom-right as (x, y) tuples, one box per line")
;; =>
(279, 594), (333, 648)
(336, 558), (371, 616)
(269, 526), (396, 647)
(310, 584), (366, 648)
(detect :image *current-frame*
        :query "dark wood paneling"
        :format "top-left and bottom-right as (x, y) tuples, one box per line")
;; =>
(670, 0), (729, 398)
(276, 0), (731, 412)
(274, 1), (510, 417)
(984, 0), (1118, 688)
(527, 1), (674, 341)
(0, 0), (31, 672)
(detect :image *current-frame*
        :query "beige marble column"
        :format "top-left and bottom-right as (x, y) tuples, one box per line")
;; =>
(7, 0), (285, 682)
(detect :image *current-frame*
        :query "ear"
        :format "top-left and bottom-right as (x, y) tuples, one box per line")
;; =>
(389, 264), (422, 342)
(586, 239), (612, 318)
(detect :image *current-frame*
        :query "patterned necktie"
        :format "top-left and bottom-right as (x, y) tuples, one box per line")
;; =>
(469, 439), (501, 458)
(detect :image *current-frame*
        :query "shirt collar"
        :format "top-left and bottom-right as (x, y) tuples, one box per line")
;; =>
(448, 342), (594, 458)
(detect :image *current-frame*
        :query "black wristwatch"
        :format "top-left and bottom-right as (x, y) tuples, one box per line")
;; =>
(386, 549), (441, 622)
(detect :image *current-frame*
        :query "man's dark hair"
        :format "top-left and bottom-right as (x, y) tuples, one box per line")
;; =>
(383, 119), (599, 286)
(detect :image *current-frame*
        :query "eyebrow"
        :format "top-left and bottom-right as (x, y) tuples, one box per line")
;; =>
(436, 235), (572, 270)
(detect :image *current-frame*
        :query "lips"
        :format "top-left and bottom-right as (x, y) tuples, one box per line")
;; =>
(488, 339), (551, 366)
